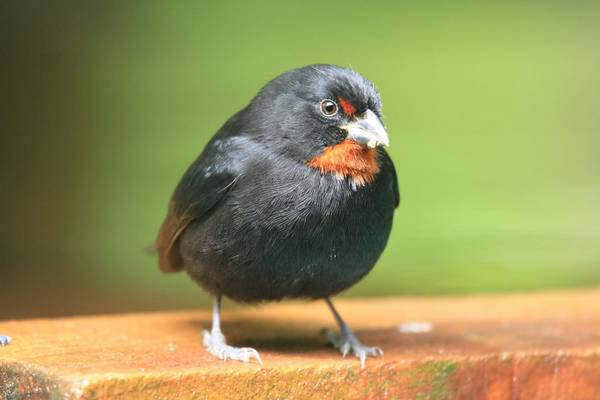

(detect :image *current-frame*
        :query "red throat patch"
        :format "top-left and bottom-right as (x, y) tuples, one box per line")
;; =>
(307, 139), (380, 186)
(338, 96), (357, 117)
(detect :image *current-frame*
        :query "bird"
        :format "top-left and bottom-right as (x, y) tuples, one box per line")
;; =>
(154, 64), (399, 367)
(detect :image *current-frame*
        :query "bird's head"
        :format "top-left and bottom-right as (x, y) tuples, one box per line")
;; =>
(247, 64), (389, 186)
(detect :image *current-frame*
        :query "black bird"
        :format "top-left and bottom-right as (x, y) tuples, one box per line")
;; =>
(155, 64), (399, 366)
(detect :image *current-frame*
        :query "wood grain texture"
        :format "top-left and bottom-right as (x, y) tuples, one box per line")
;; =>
(1, 288), (600, 399)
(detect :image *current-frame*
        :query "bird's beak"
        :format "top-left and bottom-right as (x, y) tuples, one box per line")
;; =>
(342, 109), (389, 148)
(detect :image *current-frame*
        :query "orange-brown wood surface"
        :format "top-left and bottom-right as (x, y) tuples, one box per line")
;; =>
(1, 288), (600, 399)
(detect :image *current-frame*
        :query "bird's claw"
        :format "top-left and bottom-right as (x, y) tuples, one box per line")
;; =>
(203, 330), (262, 365)
(324, 329), (383, 368)
(0, 335), (11, 347)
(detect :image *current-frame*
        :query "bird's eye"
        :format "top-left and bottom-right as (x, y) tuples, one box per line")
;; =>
(319, 99), (338, 117)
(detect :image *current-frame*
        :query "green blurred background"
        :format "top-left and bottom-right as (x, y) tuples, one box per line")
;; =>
(1, 2), (599, 319)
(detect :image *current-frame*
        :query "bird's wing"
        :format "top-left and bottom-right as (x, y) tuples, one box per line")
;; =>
(154, 138), (240, 272)
(379, 148), (400, 208)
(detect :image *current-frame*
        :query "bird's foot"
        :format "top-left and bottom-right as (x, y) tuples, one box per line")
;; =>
(203, 330), (262, 365)
(0, 335), (11, 347)
(324, 328), (383, 368)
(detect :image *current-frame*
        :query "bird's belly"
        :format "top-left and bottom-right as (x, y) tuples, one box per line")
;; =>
(181, 178), (395, 302)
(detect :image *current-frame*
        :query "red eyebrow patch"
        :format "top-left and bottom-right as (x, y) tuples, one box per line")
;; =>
(338, 96), (357, 117)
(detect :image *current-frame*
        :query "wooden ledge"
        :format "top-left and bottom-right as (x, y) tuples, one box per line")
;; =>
(1, 288), (600, 399)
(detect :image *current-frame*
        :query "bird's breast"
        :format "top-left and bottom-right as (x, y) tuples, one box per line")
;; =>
(184, 160), (395, 301)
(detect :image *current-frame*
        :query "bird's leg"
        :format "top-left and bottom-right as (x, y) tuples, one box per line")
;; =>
(0, 335), (11, 346)
(324, 298), (383, 368)
(203, 295), (262, 365)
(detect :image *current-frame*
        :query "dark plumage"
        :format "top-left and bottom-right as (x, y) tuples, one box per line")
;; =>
(155, 64), (399, 366)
